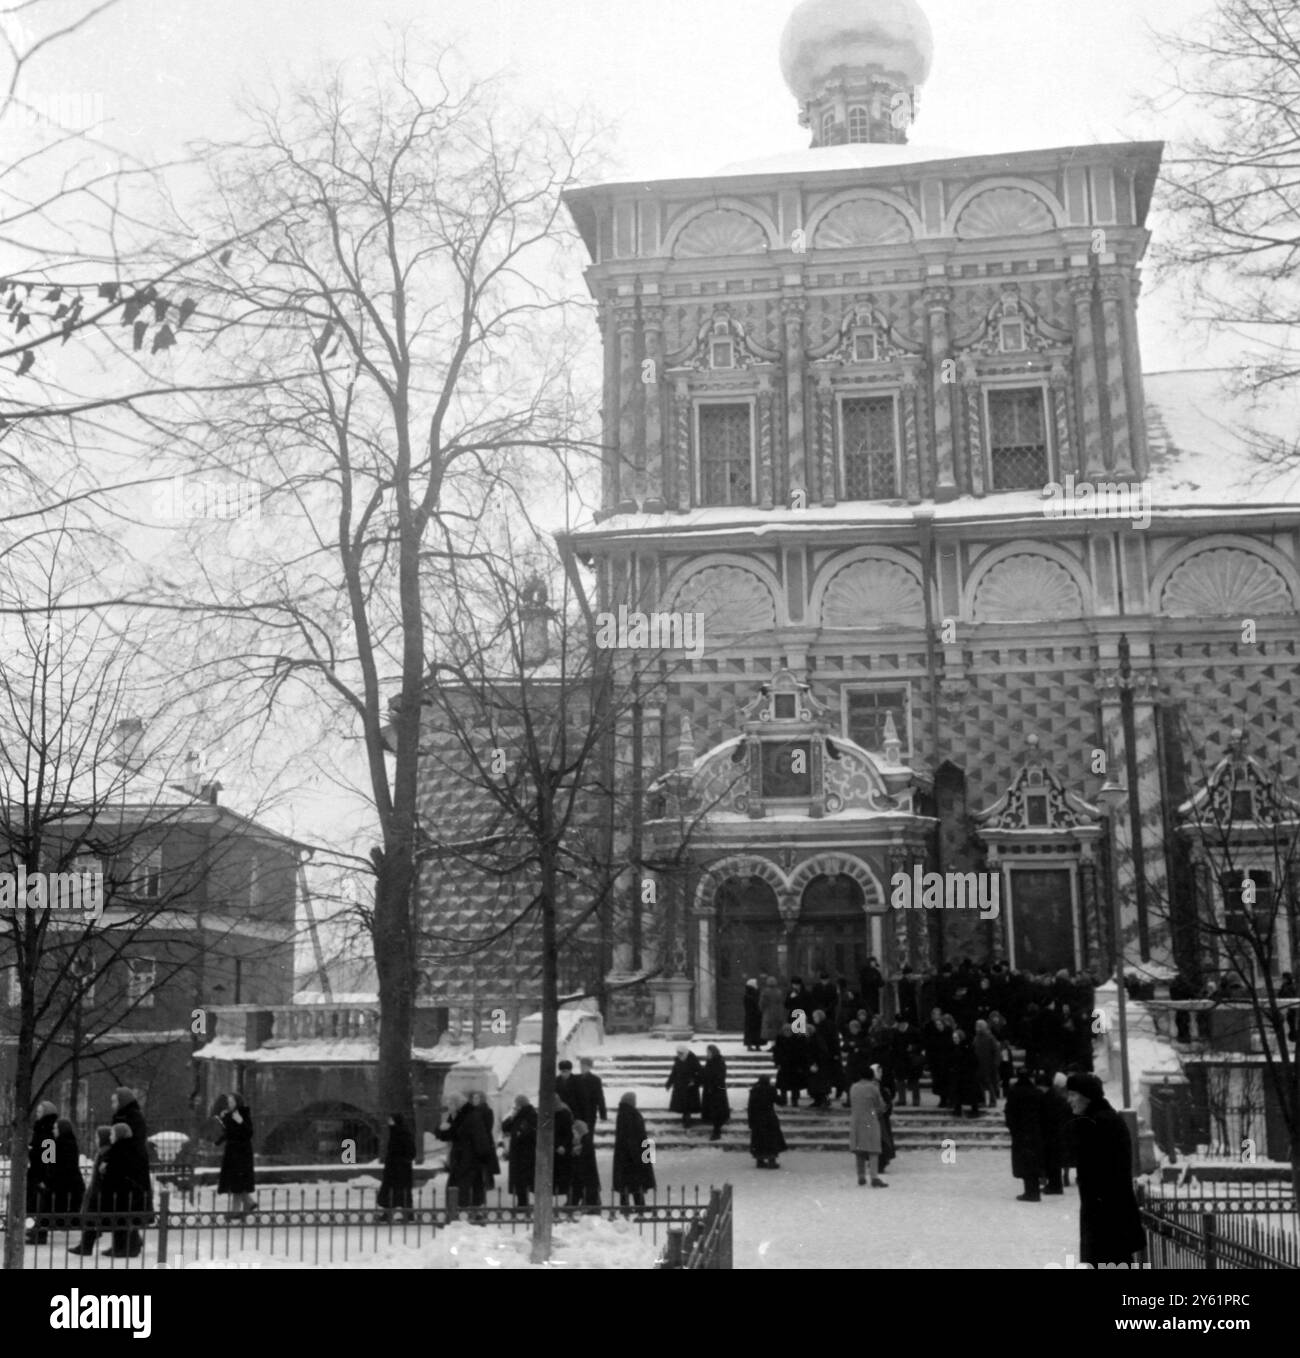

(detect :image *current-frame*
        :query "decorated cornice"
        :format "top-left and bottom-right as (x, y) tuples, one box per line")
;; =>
(973, 733), (1103, 836)
(808, 293), (924, 366)
(1177, 730), (1300, 828)
(665, 303), (781, 370)
(953, 282), (1071, 356)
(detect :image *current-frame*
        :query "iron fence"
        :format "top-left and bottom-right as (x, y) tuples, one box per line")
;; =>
(1137, 1182), (1299, 1269)
(656, 1184), (733, 1269)
(14, 1181), (727, 1269)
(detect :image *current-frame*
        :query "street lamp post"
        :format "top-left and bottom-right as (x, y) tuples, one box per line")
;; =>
(1098, 771), (1132, 1110)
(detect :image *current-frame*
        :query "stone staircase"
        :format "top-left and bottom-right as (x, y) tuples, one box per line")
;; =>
(582, 1039), (1013, 1153)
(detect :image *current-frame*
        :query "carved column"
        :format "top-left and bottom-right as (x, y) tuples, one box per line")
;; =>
(757, 371), (775, 510)
(924, 285), (957, 499)
(1126, 272), (1149, 478)
(958, 357), (983, 496)
(615, 300), (641, 510)
(900, 364), (921, 500)
(597, 300), (617, 509)
(672, 377), (691, 511)
(641, 302), (665, 511)
(1098, 272), (1135, 477)
(1050, 360), (1076, 478)
(1068, 272), (1106, 478)
(782, 296), (807, 499)
(695, 905), (717, 1029)
(816, 372), (836, 506)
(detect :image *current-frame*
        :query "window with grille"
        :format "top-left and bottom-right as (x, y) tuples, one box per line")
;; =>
(126, 956), (156, 1007)
(844, 687), (910, 755)
(999, 317), (1025, 352)
(851, 328), (879, 363)
(760, 741), (812, 799)
(127, 846), (162, 899)
(987, 387), (1049, 490)
(1221, 870), (1273, 941)
(821, 111), (835, 143)
(840, 395), (898, 498)
(847, 105), (870, 142)
(709, 336), (734, 369)
(697, 403), (753, 506)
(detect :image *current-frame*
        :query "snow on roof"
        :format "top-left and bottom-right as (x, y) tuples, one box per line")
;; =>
(573, 371), (1300, 542)
(714, 142), (975, 178)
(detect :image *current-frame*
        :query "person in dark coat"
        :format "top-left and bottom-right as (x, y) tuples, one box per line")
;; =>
(376, 1113), (416, 1221)
(1038, 1070), (1070, 1195)
(107, 1087), (153, 1252)
(612, 1092), (655, 1209)
(742, 979), (764, 1050)
(784, 976), (811, 1025)
(553, 1099), (575, 1200)
(949, 1029), (983, 1118)
(973, 1019), (1002, 1109)
(759, 976), (785, 1046)
(922, 1007), (950, 1106)
(665, 1046), (702, 1128)
(501, 1094), (538, 1208)
(747, 1075), (787, 1168)
(215, 1092), (257, 1216)
(69, 1125), (114, 1255)
(700, 1044), (731, 1140)
(101, 1123), (151, 1257)
(1065, 1073), (1146, 1266)
(858, 958), (884, 1015)
(555, 1060), (576, 1109)
(436, 1092), (500, 1210)
(810, 971), (837, 1020)
(772, 1023), (808, 1107)
(24, 1101), (59, 1243)
(46, 1118), (86, 1231)
(891, 1018), (925, 1107)
(568, 1118), (601, 1207)
(569, 1057), (608, 1131)
(1004, 1069), (1045, 1201)
(896, 964), (921, 1026)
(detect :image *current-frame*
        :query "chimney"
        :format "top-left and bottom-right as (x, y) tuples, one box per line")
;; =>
(110, 717), (144, 769)
(202, 780), (222, 806)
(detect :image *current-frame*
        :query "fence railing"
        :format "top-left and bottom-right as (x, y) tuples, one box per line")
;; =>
(15, 1181), (729, 1269)
(1137, 1183), (1299, 1269)
(657, 1184), (733, 1269)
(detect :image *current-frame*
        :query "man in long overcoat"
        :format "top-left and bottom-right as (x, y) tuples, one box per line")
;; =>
(849, 1068), (889, 1187)
(1065, 1073), (1146, 1266)
(1004, 1069), (1045, 1201)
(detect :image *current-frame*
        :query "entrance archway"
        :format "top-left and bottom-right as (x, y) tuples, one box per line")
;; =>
(790, 873), (867, 983)
(714, 875), (784, 1030)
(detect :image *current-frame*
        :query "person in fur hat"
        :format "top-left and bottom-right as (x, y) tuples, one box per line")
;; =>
(1065, 1073), (1145, 1266)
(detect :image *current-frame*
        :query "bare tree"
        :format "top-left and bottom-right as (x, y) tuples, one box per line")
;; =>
(1154, 0), (1300, 407)
(143, 46), (602, 1131)
(1145, 715), (1300, 1197)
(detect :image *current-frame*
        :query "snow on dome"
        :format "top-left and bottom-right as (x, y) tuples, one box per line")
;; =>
(715, 141), (972, 178)
(779, 0), (935, 102)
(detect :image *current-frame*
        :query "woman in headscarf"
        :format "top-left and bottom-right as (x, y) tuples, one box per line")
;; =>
(743, 979), (763, 1050)
(436, 1091), (500, 1210)
(501, 1093), (538, 1208)
(746, 1075), (787, 1169)
(376, 1112), (416, 1222)
(700, 1044), (731, 1141)
(214, 1091), (257, 1217)
(759, 976), (785, 1047)
(612, 1092), (655, 1211)
(665, 1046), (702, 1129)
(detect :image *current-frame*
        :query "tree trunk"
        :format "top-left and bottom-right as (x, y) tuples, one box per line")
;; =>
(3, 1022), (34, 1271)
(374, 847), (415, 1127)
(530, 841), (559, 1264)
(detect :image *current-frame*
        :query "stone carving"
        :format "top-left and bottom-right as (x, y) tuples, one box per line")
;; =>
(821, 557), (925, 628)
(672, 564), (778, 635)
(972, 554), (1084, 621)
(673, 208), (768, 257)
(955, 187), (1056, 239)
(814, 198), (911, 248)
(1160, 548), (1294, 617)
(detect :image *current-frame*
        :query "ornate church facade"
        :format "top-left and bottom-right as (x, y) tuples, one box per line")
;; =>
(554, 0), (1300, 1033)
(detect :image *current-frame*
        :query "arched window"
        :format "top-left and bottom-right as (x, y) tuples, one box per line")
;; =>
(820, 110), (835, 144)
(847, 105), (870, 143)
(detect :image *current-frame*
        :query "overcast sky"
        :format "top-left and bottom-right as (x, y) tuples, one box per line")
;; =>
(27, 0), (1228, 372)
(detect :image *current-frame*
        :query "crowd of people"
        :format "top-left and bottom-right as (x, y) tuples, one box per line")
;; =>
(24, 1087), (156, 1258)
